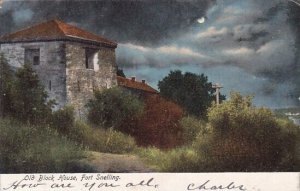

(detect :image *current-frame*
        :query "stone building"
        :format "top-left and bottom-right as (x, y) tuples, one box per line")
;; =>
(0, 19), (118, 116)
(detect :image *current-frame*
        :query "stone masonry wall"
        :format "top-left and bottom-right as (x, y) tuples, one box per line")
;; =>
(0, 42), (67, 110)
(65, 42), (117, 117)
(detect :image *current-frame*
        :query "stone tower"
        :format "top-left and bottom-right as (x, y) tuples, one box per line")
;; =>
(0, 19), (118, 116)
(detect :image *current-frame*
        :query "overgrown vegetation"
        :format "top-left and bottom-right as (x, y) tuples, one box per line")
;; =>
(0, 60), (138, 173)
(50, 106), (137, 154)
(0, 56), (54, 124)
(1, 55), (299, 172)
(0, 119), (83, 173)
(133, 95), (184, 148)
(86, 88), (184, 148)
(87, 87), (144, 131)
(137, 93), (300, 172)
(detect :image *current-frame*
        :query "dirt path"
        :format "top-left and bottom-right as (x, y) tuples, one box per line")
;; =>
(74, 151), (154, 173)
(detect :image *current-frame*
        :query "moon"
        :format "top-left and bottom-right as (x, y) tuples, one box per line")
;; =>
(197, 17), (205, 24)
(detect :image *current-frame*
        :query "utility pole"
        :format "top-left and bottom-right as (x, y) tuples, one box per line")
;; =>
(212, 83), (223, 105)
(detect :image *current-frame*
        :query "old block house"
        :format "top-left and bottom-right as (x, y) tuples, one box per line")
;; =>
(0, 19), (118, 116)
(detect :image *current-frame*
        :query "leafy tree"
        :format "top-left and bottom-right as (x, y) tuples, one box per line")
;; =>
(12, 64), (54, 124)
(0, 54), (15, 118)
(158, 70), (225, 118)
(116, 66), (126, 77)
(87, 87), (144, 131)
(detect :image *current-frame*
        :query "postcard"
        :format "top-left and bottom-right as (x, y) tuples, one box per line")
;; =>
(0, 0), (299, 190)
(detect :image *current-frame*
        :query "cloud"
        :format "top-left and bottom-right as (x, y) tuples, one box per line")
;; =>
(117, 43), (213, 69)
(196, 27), (229, 38)
(12, 8), (33, 24)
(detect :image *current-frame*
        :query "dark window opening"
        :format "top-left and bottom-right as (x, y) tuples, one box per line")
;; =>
(85, 52), (89, 69)
(33, 56), (40, 65)
(77, 80), (80, 92)
(25, 48), (40, 65)
(49, 81), (52, 91)
(85, 48), (98, 69)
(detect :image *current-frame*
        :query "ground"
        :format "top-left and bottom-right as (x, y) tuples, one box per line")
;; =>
(74, 151), (154, 173)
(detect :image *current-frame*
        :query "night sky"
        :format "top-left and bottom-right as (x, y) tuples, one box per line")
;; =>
(0, 0), (299, 108)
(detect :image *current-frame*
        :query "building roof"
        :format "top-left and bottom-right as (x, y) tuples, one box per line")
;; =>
(0, 19), (117, 48)
(117, 76), (159, 94)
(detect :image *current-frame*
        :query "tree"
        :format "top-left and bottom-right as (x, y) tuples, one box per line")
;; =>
(0, 54), (15, 118)
(116, 66), (126, 77)
(87, 87), (144, 131)
(158, 70), (225, 118)
(12, 64), (54, 124)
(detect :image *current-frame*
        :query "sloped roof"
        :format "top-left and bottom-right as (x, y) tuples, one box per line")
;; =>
(117, 76), (159, 94)
(0, 19), (117, 48)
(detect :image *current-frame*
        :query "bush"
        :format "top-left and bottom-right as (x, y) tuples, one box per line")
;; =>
(137, 93), (300, 172)
(69, 122), (137, 154)
(0, 119), (83, 173)
(136, 147), (199, 172)
(0, 54), (15, 118)
(180, 116), (207, 145)
(87, 87), (144, 132)
(47, 105), (137, 154)
(194, 92), (300, 171)
(50, 106), (75, 134)
(134, 95), (184, 148)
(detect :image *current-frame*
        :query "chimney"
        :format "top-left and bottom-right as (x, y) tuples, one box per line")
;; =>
(142, 80), (146, 84)
(131, 76), (136, 81)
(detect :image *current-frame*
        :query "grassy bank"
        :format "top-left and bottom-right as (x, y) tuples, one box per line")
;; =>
(0, 119), (84, 173)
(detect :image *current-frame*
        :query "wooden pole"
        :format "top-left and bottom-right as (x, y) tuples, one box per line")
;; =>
(212, 83), (223, 105)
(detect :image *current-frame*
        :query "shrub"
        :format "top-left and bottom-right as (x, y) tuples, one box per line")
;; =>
(137, 93), (300, 172)
(194, 92), (300, 171)
(134, 95), (184, 148)
(0, 54), (15, 118)
(50, 106), (75, 134)
(66, 121), (137, 154)
(0, 119), (83, 173)
(136, 147), (199, 172)
(180, 116), (207, 145)
(87, 87), (144, 132)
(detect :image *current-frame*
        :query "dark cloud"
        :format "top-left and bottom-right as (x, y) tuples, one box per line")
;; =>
(0, 0), (299, 107)
(0, 0), (215, 46)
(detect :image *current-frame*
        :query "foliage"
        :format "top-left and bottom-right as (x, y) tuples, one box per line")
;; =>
(195, 92), (300, 171)
(136, 147), (200, 172)
(117, 67), (126, 77)
(137, 93), (300, 172)
(0, 118), (83, 173)
(87, 87), (144, 131)
(2, 63), (55, 124)
(180, 116), (208, 145)
(0, 54), (15, 117)
(68, 121), (137, 154)
(50, 106), (75, 134)
(47, 105), (137, 154)
(158, 70), (225, 118)
(134, 95), (184, 148)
